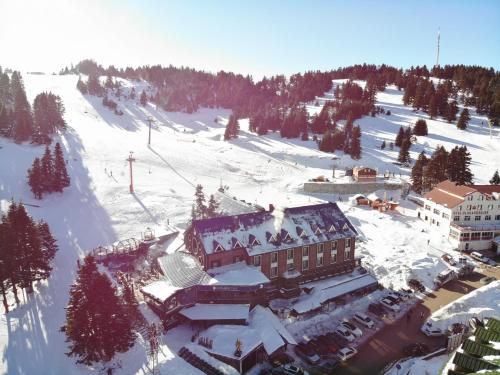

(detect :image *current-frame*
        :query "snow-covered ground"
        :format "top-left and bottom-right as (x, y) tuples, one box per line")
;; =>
(0, 73), (499, 374)
(384, 354), (449, 375)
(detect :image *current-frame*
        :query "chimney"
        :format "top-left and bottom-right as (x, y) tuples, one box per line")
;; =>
(269, 204), (275, 212)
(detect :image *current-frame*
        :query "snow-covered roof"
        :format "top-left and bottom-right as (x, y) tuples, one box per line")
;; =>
(199, 306), (294, 359)
(156, 251), (213, 288)
(193, 202), (357, 255)
(292, 273), (378, 314)
(179, 304), (250, 321)
(207, 261), (270, 286)
(214, 191), (263, 215)
(140, 280), (179, 303)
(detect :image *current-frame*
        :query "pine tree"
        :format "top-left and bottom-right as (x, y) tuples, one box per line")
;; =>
(206, 194), (219, 218)
(28, 157), (44, 199)
(490, 170), (500, 185)
(446, 100), (459, 123)
(11, 72), (34, 143)
(397, 139), (411, 165)
(350, 125), (362, 159)
(413, 119), (428, 136)
(194, 184), (206, 219)
(411, 151), (428, 194)
(0, 103), (10, 136)
(428, 94), (438, 119)
(224, 114), (239, 140)
(423, 146), (449, 190)
(395, 126), (405, 147)
(41, 145), (55, 192)
(35, 220), (58, 280)
(455, 146), (473, 185)
(457, 108), (470, 130)
(140, 90), (147, 106)
(53, 142), (70, 192)
(76, 77), (88, 94)
(64, 256), (134, 365)
(122, 279), (141, 326)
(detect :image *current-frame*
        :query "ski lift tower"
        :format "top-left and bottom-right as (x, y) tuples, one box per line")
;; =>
(126, 151), (136, 193)
(147, 116), (155, 146)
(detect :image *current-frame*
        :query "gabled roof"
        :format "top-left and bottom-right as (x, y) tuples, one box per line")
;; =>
(156, 251), (213, 288)
(192, 203), (358, 256)
(424, 180), (500, 208)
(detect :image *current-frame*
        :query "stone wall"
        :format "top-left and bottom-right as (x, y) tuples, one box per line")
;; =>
(303, 181), (403, 195)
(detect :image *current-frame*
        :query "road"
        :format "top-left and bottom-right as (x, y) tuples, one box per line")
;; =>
(335, 265), (500, 375)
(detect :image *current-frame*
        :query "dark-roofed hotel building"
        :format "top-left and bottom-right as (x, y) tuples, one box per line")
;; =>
(185, 202), (360, 289)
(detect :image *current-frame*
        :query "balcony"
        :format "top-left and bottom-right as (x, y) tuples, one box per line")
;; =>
(451, 223), (500, 232)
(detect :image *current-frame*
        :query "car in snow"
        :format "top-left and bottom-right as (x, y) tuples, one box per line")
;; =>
(273, 364), (308, 375)
(470, 251), (489, 263)
(316, 335), (340, 353)
(294, 342), (320, 364)
(480, 276), (496, 285)
(334, 326), (356, 342)
(368, 303), (386, 317)
(353, 312), (375, 329)
(380, 297), (401, 312)
(434, 269), (458, 288)
(441, 253), (457, 266)
(385, 294), (404, 304)
(340, 321), (363, 338)
(408, 278), (426, 293)
(337, 346), (358, 361)
(421, 322), (444, 337)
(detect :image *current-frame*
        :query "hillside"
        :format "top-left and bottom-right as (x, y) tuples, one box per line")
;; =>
(0, 72), (498, 374)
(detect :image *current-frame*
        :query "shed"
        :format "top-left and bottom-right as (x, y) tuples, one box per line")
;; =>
(353, 166), (377, 182)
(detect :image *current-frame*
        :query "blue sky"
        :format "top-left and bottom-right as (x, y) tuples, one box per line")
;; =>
(1, 0), (499, 77)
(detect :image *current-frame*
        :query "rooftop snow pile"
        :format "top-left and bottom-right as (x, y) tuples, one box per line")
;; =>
(156, 251), (213, 288)
(192, 202), (357, 255)
(140, 280), (179, 303)
(207, 261), (270, 286)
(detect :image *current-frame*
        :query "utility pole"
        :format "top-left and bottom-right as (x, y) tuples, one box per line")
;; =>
(147, 116), (155, 146)
(126, 151), (136, 193)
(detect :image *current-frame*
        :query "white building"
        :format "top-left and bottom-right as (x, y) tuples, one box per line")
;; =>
(417, 180), (500, 252)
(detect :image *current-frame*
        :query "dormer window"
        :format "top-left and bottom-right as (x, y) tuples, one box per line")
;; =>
(296, 226), (307, 238)
(281, 229), (293, 242)
(266, 231), (276, 244)
(314, 227), (322, 235)
(249, 234), (261, 246)
(328, 225), (336, 233)
(232, 237), (243, 249)
(213, 240), (224, 252)
(342, 223), (350, 231)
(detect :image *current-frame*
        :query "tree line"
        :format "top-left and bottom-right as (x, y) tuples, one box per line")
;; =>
(0, 67), (66, 144)
(28, 142), (70, 199)
(411, 145), (473, 194)
(0, 202), (58, 312)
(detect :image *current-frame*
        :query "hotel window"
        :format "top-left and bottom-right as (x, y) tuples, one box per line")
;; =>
(485, 215), (491, 221)
(482, 232), (493, 239)
(331, 250), (337, 263)
(287, 263), (294, 271)
(317, 254), (323, 267)
(317, 243), (324, 254)
(437, 221), (440, 226)
(270, 266), (278, 278)
(477, 205), (483, 210)
(302, 259), (309, 270)
(271, 252), (278, 264)
(433, 209), (440, 215)
(475, 215), (481, 221)
(466, 205), (472, 210)
(471, 232), (481, 240)
(467, 195), (473, 201)
(287, 249), (294, 261)
(331, 240), (337, 250)
(487, 204), (493, 210)
(425, 205), (431, 210)
(442, 213), (449, 219)
(479, 195), (484, 201)
(464, 216), (471, 221)
(453, 216), (460, 221)
(346, 238), (352, 248)
(302, 246), (309, 257)
(495, 215), (500, 220)
(253, 255), (261, 267)
(345, 248), (352, 260)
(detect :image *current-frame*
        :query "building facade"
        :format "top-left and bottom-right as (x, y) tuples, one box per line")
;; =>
(417, 180), (500, 251)
(353, 167), (377, 182)
(185, 203), (359, 286)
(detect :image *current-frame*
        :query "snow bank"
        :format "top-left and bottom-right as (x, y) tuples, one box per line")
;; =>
(426, 280), (500, 331)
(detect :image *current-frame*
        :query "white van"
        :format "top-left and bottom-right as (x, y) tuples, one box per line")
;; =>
(471, 251), (487, 263)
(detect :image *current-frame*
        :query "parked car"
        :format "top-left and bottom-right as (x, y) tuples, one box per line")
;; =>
(380, 298), (401, 312)
(442, 253), (457, 266)
(320, 359), (340, 372)
(480, 276), (496, 285)
(337, 346), (358, 361)
(309, 338), (330, 357)
(295, 343), (320, 365)
(340, 321), (363, 338)
(434, 269), (458, 288)
(316, 335), (340, 353)
(326, 331), (346, 346)
(408, 279), (426, 293)
(368, 303), (386, 317)
(402, 343), (430, 356)
(421, 322), (444, 337)
(392, 290), (412, 300)
(334, 326), (356, 342)
(353, 312), (375, 329)
(470, 251), (488, 263)
(274, 364), (308, 375)
(385, 294), (402, 304)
